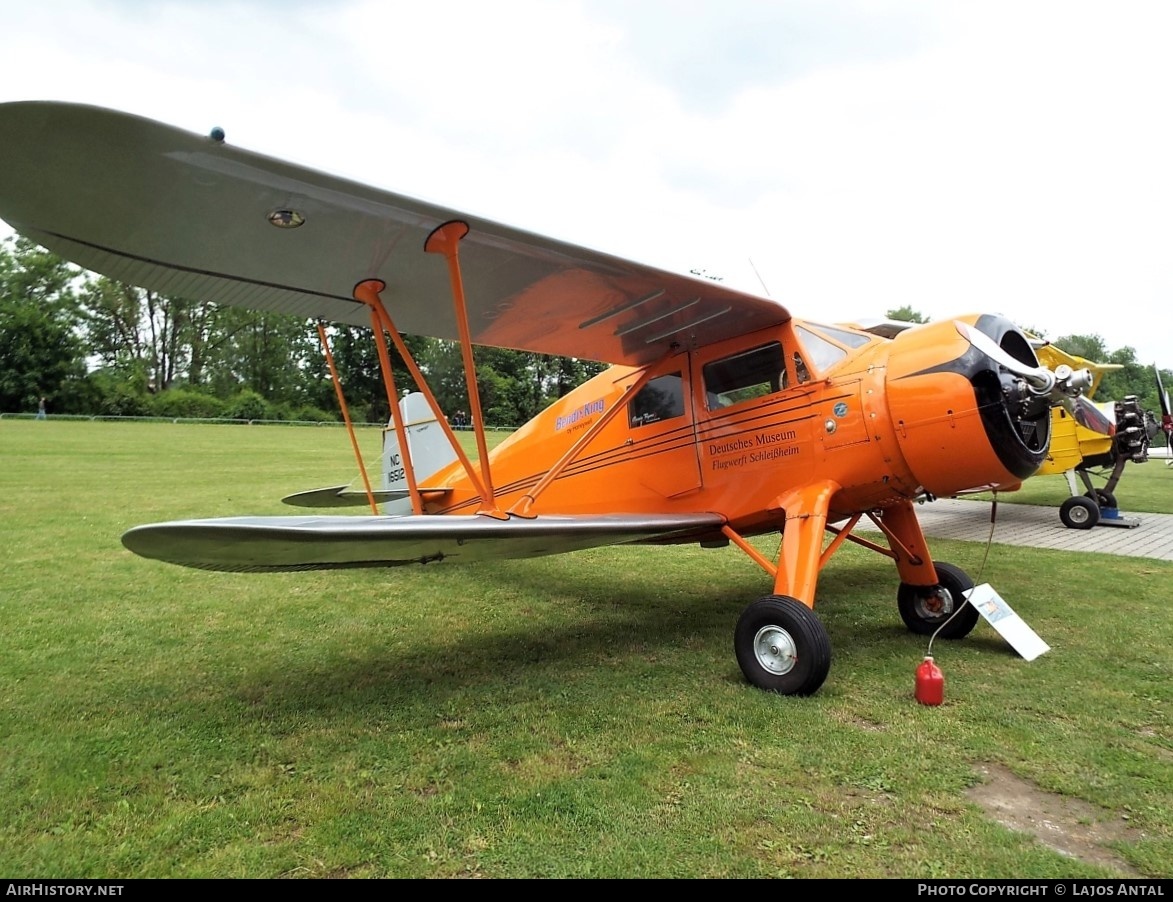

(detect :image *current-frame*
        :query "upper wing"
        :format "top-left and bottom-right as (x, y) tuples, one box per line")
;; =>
(0, 100), (790, 367)
(120, 512), (727, 573)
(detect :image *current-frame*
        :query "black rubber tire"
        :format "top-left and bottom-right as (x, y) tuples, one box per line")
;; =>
(897, 561), (980, 639)
(734, 595), (832, 696)
(1061, 494), (1100, 529)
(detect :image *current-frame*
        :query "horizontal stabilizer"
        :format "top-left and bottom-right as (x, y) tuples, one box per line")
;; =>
(282, 485), (404, 508)
(282, 485), (451, 508)
(121, 512), (727, 573)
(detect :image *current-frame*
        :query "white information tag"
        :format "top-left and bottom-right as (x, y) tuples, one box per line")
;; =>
(967, 584), (1051, 662)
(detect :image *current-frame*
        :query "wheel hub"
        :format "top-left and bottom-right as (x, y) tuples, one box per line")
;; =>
(753, 625), (798, 675)
(917, 588), (953, 620)
(1069, 505), (1091, 525)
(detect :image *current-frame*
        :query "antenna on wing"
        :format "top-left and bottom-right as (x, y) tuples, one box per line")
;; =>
(748, 258), (771, 297)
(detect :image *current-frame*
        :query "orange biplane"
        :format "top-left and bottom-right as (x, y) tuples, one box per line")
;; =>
(0, 101), (1093, 696)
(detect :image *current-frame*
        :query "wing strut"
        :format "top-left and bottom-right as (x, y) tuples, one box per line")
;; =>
(423, 221), (500, 513)
(368, 307), (424, 515)
(353, 279), (506, 519)
(508, 350), (670, 518)
(315, 319), (379, 515)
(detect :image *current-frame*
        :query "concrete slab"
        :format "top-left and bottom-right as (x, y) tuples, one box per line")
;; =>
(864, 498), (1173, 562)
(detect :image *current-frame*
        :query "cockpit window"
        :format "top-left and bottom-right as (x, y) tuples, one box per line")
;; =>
(629, 372), (685, 427)
(795, 325), (848, 374)
(804, 323), (874, 349)
(703, 342), (784, 409)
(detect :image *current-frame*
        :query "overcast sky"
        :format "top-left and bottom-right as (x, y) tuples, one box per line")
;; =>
(2, 0), (1171, 369)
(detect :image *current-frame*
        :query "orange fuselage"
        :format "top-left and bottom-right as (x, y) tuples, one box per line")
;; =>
(413, 315), (1048, 536)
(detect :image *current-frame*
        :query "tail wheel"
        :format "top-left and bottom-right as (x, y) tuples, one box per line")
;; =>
(897, 561), (980, 639)
(1060, 495), (1100, 529)
(734, 595), (832, 696)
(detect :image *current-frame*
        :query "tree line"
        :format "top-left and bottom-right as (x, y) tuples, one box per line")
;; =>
(0, 236), (606, 426)
(1, 236), (1167, 443)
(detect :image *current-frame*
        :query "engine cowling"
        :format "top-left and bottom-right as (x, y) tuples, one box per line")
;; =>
(883, 314), (1059, 497)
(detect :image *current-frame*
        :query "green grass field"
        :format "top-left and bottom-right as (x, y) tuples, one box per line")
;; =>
(1, 420), (1170, 878)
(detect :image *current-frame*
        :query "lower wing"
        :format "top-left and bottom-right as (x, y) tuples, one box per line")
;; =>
(121, 512), (727, 573)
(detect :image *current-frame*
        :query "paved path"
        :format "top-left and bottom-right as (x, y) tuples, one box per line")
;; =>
(858, 498), (1173, 562)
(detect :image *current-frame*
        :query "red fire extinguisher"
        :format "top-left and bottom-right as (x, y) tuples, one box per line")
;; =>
(915, 655), (944, 706)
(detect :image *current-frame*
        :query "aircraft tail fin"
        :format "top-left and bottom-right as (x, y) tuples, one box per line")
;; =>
(282, 393), (457, 510)
(381, 392), (459, 515)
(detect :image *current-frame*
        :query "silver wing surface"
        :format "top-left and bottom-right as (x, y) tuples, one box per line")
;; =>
(0, 101), (790, 367)
(121, 513), (728, 573)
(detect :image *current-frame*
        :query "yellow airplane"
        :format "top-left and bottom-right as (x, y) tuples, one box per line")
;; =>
(1031, 340), (1157, 529)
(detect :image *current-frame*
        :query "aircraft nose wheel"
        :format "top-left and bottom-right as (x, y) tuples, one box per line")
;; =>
(734, 595), (832, 696)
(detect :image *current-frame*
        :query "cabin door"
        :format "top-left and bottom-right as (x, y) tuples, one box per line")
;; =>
(620, 360), (702, 500)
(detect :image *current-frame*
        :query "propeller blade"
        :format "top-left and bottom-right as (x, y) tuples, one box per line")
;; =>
(1157, 365), (1171, 418)
(955, 321), (1091, 404)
